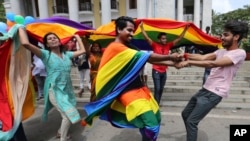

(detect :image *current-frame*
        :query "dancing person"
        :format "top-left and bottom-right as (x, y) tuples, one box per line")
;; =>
(82, 16), (184, 141)
(202, 26), (212, 84)
(65, 37), (78, 66)
(32, 54), (46, 101)
(88, 41), (103, 102)
(18, 27), (86, 141)
(140, 22), (190, 104)
(177, 20), (248, 141)
(65, 37), (90, 97)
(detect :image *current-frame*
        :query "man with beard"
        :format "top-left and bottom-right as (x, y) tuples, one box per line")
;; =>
(176, 20), (248, 141)
(82, 16), (184, 141)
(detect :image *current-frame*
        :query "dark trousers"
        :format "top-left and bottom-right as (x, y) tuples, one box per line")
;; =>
(9, 123), (27, 141)
(202, 68), (211, 85)
(152, 69), (167, 104)
(182, 88), (222, 141)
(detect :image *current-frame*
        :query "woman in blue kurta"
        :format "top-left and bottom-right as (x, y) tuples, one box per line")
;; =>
(18, 27), (86, 141)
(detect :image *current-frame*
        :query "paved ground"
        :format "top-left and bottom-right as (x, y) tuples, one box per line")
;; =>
(22, 101), (250, 141)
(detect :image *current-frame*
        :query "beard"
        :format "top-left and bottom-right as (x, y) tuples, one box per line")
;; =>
(222, 39), (233, 49)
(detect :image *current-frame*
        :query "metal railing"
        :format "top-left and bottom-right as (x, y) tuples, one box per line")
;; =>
(99, 0), (118, 10)
(79, 2), (93, 11)
(52, 6), (69, 14)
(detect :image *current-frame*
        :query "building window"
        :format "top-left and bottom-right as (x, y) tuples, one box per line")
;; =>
(53, 0), (68, 14)
(81, 21), (93, 28)
(111, 0), (117, 9)
(99, 0), (118, 10)
(79, 0), (92, 11)
(129, 0), (137, 9)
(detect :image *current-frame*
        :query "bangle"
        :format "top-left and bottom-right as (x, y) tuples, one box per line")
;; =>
(184, 53), (188, 60)
(168, 55), (172, 60)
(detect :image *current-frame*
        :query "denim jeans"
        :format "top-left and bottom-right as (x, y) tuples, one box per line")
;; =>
(34, 74), (46, 98)
(152, 69), (167, 104)
(9, 123), (27, 141)
(182, 88), (222, 141)
(202, 68), (211, 85)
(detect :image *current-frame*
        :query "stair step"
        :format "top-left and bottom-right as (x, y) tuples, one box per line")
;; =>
(70, 61), (250, 105)
(161, 101), (250, 110)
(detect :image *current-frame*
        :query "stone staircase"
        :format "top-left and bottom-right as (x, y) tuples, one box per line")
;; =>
(70, 61), (250, 109)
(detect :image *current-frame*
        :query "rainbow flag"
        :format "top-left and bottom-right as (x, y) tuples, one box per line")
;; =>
(87, 18), (222, 52)
(0, 25), (35, 140)
(83, 42), (161, 140)
(26, 17), (94, 44)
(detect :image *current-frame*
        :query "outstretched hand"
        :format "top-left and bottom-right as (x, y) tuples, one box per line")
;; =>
(169, 53), (183, 62)
(174, 61), (190, 69)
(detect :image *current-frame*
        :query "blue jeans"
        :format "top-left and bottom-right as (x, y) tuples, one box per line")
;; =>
(152, 69), (167, 104)
(182, 88), (222, 141)
(202, 68), (211, 85)
(34, 74), (46, 98)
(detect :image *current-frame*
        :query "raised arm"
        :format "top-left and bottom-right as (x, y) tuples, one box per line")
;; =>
(172, 24), (190, 46)
(139, 22), (153, 46)
(18, 28), (41, 57)
(72, 34), (86, 58)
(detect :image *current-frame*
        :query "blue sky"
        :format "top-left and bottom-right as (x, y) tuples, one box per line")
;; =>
(212, 0), (250, 14)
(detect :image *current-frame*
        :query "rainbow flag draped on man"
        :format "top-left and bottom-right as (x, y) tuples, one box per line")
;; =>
(83, 42), (161, 140)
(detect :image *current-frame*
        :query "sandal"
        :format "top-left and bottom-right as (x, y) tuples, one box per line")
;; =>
(77, 89), (84, 98)
(56, 133), (72, 140)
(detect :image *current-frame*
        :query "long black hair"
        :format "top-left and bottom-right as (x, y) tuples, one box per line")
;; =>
(90, 41), (102, 53)
(42, 32), (65, 62)
(43, 32), (65, 53)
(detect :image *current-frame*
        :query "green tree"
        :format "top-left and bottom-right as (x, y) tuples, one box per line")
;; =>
(0, 0), (6, 22)
(212, 5), (250, 36)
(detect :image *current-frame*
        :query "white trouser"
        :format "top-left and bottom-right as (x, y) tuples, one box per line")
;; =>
(49, 90), (71, 141)
(79, 69), (90, 89)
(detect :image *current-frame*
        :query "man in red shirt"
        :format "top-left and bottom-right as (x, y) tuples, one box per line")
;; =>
(140, 22), (189, 104)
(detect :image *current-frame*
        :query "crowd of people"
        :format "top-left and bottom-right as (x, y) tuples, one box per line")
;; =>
(0, 15), (248, 141)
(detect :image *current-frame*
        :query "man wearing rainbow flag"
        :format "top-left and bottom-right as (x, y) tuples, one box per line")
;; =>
(82, 16), (184, 141)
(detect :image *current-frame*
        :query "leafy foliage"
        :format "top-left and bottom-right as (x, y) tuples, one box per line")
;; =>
(212, 5), (250, 52)
(212, 5), (250, 36)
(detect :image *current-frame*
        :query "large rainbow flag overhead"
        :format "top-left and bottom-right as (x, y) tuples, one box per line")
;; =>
(26, 16), (94, 44)
(85, 18), (222, 52)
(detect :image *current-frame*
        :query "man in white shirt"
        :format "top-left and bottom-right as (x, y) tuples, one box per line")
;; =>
(32, 55), (47, 100)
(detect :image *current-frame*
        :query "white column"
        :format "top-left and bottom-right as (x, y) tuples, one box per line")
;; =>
(2, 2), (12, 13)
(68, 0), (79, 22)
(147, 0), (153, 18)
(156, 0), (175, 19)
(32, 0), (37, 17)
(101, 0), (111, 24)
(194, 0), (200, 27)
(137, 0), (147, 18)
(177, 0), (183, 21)
(38, 0), (49, 19)
(9, 0), (22, 14)
(202, 0), (212, 31)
